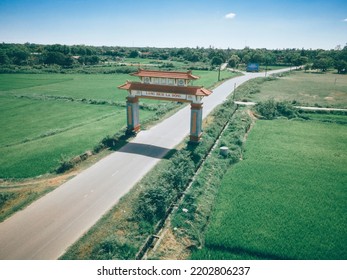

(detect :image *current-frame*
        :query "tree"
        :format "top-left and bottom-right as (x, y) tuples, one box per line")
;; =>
(292, 54), (308, 67)
(335, 60), (347, 74)
(242, 53), (251, 64)
(128, 50), (139, 58)
(44, 51), (67, 66)
(304, 63), (312, 72)
(0, 50), (9, 65)
(211, 56), (223, 66)
(10, 48), (30, 65)
(251, 50), (265, 64)
(334, 46), (347, 74)
(312, 57), (333, 72)
(64, 56), (74, 67)
(228, 54), (240, 68)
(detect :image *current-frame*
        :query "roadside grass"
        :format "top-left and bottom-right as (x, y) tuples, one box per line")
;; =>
(0, 149), (112, 222)
(0, 185), (56, 222)
(60, 95), (242, 260)
(192, 118), (347, 260)
(248, 71), (347, 108)
(60, 157), (174, 260)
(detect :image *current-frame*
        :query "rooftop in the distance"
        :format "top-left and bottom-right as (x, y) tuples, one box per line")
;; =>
(130, 68), (199, 80)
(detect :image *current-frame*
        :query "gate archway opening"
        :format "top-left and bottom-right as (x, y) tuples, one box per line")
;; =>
(118, 69), (212, 143)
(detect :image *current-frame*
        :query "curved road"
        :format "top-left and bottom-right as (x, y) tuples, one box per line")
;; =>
(0, 68), (291, 259)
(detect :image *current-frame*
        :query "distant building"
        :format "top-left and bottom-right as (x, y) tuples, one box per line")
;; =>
(246, 63), (259, 72)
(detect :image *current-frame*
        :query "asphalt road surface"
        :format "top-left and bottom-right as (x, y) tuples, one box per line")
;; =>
(0, 68), (291, 259)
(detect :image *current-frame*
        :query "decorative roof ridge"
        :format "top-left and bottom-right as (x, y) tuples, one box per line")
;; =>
(130, 68), (199, 80)
(121, 80), (206, 89)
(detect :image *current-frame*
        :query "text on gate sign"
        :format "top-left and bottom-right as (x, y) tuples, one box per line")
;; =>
(133, 90), (192, 100)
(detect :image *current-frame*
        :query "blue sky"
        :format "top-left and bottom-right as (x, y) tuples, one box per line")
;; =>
(0, 0), (346, 49)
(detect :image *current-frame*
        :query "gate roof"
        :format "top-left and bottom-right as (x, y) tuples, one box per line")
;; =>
(130, 69), (199, 80)
(118, 81), (212, 96)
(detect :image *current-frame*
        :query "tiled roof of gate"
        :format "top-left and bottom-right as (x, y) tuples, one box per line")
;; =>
(130, 69), (199, 80)
(118, 81), (212, 96)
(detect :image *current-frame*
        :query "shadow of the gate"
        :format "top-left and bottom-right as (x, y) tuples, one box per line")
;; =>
(118, 142), (176, 159)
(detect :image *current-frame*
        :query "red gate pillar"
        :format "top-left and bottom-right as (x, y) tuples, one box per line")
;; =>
(126, 96), (140, 134)
(190, 103), (203, 143)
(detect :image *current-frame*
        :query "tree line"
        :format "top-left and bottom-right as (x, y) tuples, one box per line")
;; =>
(0, 42), (346, 73)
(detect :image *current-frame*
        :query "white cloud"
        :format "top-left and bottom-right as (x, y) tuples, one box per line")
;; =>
(343, 18), (347, 22)
(225, 12), (236, 19)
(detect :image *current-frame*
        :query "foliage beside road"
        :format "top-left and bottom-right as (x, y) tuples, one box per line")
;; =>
(61, 93), (248, 260)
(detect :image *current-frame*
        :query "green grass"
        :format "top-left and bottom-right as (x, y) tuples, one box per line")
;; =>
(0, 73), (129, 102)
(0, 70), (236, 178)
(0, 74), (73, 91)
(193, 70), (238, 88)
(0, 73), (155, 178)
(250, 71), (347, 108)
(0, 95), (117, 147)
(192, 118), (347, 260)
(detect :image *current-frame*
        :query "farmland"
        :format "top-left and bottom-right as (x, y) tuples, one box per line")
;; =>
(250, 71), (347, 108)
(0, 70), (235, 178)
(191, 118), (347, 260)
(0, 74), (133, 178)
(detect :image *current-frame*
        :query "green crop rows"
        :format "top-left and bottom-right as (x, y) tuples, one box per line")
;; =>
(192, 118), (347, 260)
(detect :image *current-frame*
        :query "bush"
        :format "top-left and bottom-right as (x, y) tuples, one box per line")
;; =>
(91, 237), (137, 260)
(55, 159), (75, 174)
(0, 193), (16, 208)
(255, 100), (299, 120)
(136, 185), (170, 224)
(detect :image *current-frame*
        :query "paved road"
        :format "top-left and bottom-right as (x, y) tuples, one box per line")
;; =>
(0, 68), (290, 260)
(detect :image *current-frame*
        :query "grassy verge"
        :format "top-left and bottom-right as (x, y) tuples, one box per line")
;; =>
(0, 149), (112, 222)
(60, 93), (244, 260)
(148, 109), (253, 259)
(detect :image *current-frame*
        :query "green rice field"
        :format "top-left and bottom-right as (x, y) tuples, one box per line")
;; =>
(0, 74), (146, 178)
(192, 118), (347, 260)
(0, 70), (235, 178)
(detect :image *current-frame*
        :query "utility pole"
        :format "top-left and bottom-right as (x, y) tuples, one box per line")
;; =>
(218, 64), (221, 81)
(265, 64), (268, 77)
(233, 83), (236, 100)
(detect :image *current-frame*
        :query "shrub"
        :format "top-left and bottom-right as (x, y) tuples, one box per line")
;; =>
(91, 237), (136, 260)
(0, 193), (16, 208)
(55, 159), (75, 174)
(255, 100), (299, 120)
(136, 185), (170, 224)
(93, 143), (105, 154)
